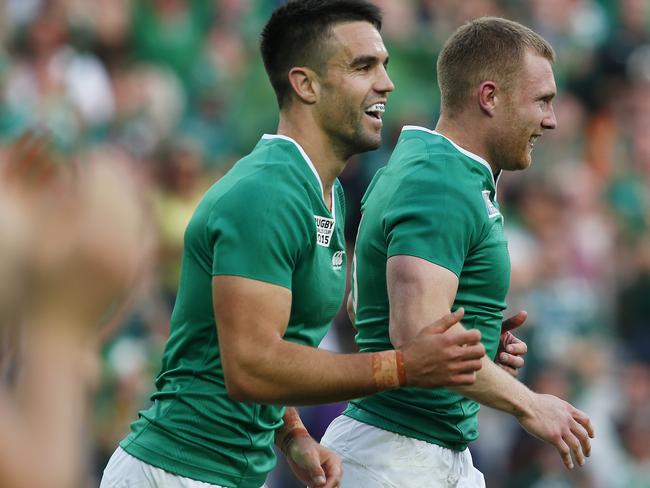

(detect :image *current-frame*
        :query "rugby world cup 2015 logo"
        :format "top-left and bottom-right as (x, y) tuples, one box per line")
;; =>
(315, 215), (335, 247)
(332, 251), (345, 271)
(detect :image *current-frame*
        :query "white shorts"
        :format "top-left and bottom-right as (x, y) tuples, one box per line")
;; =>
(321, 415), (485, 488)
(100, 447), (268, 488)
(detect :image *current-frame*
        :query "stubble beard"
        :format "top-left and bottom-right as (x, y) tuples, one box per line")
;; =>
(498, 109), (533, 172)
(330, 112), (381, 159)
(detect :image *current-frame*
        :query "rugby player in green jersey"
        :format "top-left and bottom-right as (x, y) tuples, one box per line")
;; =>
(100, 2), (493, 488)
(322, 17), (595, 487)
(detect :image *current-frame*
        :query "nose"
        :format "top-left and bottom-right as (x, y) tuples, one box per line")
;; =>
(543, 104), (557, 130)
(375, 65), (395, 94)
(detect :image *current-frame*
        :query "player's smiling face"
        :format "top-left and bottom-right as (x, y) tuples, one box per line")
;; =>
(495, 50), (557, 171)
(316, 21), (394, 156)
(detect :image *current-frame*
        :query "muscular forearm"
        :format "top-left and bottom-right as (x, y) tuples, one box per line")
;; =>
(215, 276), (409, 405)
(216, 275), (476, 406)
(452, 354), (533, 417)
(453, 352), (595, 471)
(225, 339), (403, 405)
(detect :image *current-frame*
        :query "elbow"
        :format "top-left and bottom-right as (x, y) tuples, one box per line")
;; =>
(220, 336), (282, 403)
(223, 362), (265, 403)
(225, 386), (250, 403)
(223, 371), (256, 402)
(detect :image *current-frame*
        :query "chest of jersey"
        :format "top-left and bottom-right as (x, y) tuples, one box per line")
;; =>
(455, 191), (510, 359)
(283, 190), (347, 347)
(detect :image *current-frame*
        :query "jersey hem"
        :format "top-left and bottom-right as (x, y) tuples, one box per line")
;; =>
(211, 271), (292, 291)
(385, 251), (461, 279)
(343, 405), (470, 452)
(120, 426), (268, 488)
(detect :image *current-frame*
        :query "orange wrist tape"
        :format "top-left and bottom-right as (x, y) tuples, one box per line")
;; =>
(277, 408), (310, 454)
(371, 349), (407, 390)
(280, 427), (310, 454)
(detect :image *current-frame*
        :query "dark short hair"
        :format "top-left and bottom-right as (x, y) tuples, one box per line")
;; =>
(437, 17), (556, 117)
(261, 0), (382, 108)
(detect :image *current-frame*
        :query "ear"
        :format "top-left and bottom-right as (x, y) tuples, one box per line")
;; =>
(287, 67), (319, 104)
(478, 81), (498, 116)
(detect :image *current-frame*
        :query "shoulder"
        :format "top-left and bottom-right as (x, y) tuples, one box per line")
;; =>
(191, 158), (312, 242)
(380, 140), (489, 227)
(216, 156), (308, 210)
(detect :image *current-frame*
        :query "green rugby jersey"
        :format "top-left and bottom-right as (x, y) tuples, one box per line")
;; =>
(344, 125), (510, 451)
(121, 134), (347, 487)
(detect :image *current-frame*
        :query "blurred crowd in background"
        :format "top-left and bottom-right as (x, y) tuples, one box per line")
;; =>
(1, 0), (649, 486)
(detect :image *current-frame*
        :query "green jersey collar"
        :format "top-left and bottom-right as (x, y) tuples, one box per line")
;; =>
(261, 134), (336, 219)
(401, 125), (498, 190)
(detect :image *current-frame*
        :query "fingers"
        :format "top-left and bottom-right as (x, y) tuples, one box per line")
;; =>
(449, 361), (483, 384)
(557, 409), (593, 469)
(320, 452), (343, 488)
(496, 332), (526, 374)
(454, 328), (482, 347)
(503, 336), (527, 356)
(501, 310), (527, 333)
(497, 352), (524, 371)
(310, 469), (326, 487)
(438, 324), (481, 350)
(520, 394), (594, 471)
(432, 308), (465, 332)
(555, 437), (574, 469)
(455, 358), (483, 372)
(573, 408), (595, 439)
(562, 429), (584, 468)
(452, 357), (483, 374)
(448, 347), (484, 385)
(449, 372), (479, 385)
(290, 439), (328, 488)
(570, 418), (592, 460)
(445, 339), (485, 384)
(462, 344), (485, 362)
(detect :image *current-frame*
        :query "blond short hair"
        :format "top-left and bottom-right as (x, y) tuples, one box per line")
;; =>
(437, 17), (555, 117)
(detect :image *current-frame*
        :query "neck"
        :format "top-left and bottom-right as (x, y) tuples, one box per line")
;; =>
(435, 114), (497, 173)
(277, 112), (347, 205)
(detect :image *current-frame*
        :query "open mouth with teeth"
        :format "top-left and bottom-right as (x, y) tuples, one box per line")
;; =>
(365, 103), (385, 120)
(529, 135), (540, 148)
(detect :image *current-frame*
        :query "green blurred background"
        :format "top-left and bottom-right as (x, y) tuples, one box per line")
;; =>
(2, 1), (650, 486)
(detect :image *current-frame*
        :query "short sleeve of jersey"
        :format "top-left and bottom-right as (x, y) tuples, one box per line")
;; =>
(384, 156), (480, 278)
(208, 178), (309, 290)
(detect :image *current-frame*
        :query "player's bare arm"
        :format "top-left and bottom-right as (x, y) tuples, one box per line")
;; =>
(213, 275), (474, 404)
(388, 255), (595, 470)
(387, 255), (485, 386)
